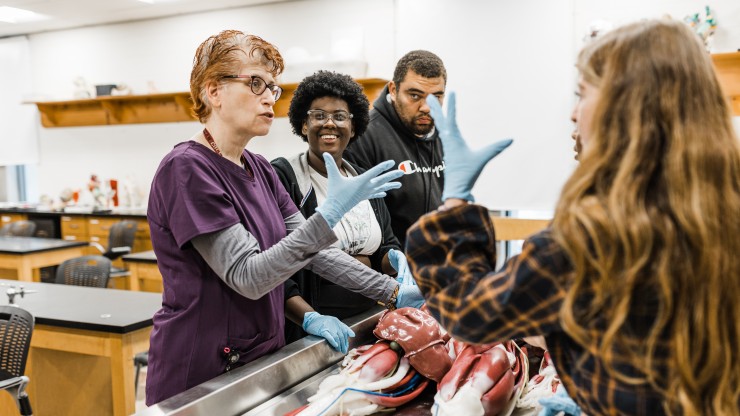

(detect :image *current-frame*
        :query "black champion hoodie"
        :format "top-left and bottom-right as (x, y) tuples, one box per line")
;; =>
(344, 85), (445, 247)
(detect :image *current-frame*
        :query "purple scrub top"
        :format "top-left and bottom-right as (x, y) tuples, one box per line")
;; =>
(145, 141), (299, 405)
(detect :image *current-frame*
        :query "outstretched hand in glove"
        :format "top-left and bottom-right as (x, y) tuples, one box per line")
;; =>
(426, 92), (513, 202)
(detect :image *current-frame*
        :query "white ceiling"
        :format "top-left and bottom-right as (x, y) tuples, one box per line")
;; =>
(0, 0), (293, 38)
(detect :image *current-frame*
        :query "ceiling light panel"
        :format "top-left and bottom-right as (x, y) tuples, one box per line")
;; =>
(0, 6), (48, 23)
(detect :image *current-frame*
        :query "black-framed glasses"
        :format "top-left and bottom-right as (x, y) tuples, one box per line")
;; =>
(222, 75), (283, 100)
(306, 110), (353, 126)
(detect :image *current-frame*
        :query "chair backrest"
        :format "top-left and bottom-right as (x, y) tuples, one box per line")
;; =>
(0, 221), (37, 237)
(55, 256), (112, 288)
(0, 223), (13, 237)
(0, 305), (34, 379)
(31, 218), (56, 238)
(108, 220), (138, 251)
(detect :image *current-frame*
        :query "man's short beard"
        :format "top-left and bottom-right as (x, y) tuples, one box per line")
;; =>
(410, 122), (433, 136)
(393, 100), (433, 136)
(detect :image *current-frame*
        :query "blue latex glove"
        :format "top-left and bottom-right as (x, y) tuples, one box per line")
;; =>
(426, 93), (513, 202)
(388, 249), (416, 286)
(302, 311), (355, 354)
(538, 385), (582, 416)
(316, 153), (403, 228)
(395, 283), (424, 309)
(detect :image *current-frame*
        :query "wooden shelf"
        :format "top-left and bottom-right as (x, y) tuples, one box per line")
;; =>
(31, 92), (194, 128)
(712, 52), (740, 116)
(27, 78), (389, 128)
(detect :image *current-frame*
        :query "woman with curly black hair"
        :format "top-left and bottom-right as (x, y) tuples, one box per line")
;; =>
(272, 70), (417, 345)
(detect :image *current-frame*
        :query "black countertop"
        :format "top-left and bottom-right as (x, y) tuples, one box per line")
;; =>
(0, 236), (88, 254)
(122, 250), (157, 263)
(0, 207), (147, 218)
(0, 279), (161, 333)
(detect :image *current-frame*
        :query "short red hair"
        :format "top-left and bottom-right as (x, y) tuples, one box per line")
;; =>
(189, 30), (284, 123)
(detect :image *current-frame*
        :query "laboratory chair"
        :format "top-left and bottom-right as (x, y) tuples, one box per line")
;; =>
(0, 221), (37, 237)
(0, 305), (35, 416)
(134, 351), (148, 396)
(90, 220), (138, 282)
(55, 255), (111, 288)
(29, 219), (54, 239)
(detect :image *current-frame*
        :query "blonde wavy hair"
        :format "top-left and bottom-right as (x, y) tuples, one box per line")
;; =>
(553, 19), (740, 414)
(189, 30), (284, 123)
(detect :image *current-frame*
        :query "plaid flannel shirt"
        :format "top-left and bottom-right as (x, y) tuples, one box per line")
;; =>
(406, 203), (668, 415)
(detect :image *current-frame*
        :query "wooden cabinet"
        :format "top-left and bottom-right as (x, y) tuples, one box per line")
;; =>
(60, 215), (88, 241)
(1, 213), (28, 226)
(133, 221), (153, 253)
(61, 215), (151, 288)
(86, 217), (119, 248)
(28, 78), (389, 127)
(59, 215), (151, 257)
(712, 52), (740, 115)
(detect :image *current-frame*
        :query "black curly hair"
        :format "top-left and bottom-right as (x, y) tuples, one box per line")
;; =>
(288, 70), (370, 143)
(392, 50), (446, 86)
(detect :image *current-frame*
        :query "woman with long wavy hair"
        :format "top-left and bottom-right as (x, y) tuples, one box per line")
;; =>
(405, 19), (740, 415)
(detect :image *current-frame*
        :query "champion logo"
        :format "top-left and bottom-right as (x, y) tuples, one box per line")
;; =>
(397, 160), (446, 177)
(398, 160), (414, 174)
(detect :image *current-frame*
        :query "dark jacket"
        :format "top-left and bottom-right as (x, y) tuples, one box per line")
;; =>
(344, 85), (445, 247)
(271, 153), (400, 343)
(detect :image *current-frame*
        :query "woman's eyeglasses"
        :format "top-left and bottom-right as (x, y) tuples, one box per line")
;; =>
(306, 110), (353, 126)
(222, 75), (283, 100)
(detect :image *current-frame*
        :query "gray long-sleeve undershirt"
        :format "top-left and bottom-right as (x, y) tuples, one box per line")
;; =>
(191, 211), (397, 303)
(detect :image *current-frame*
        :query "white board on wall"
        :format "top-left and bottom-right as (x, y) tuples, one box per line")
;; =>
(0, 36), (38, 166)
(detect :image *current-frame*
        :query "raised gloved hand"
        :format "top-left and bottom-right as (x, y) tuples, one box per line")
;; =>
(395, 283), (424, 309)
(388, 249), (416, 286)
(538, 385), (582, 416)
(302, 311), (355, 354)
(316, 153), (403, 228)
(426, 93), (513, 201)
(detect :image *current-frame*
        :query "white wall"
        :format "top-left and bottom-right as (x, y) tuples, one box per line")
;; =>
(396, 0), (577, 211)
(28, 0), (396, 205)
(0, 36), (38, 166)
(17, 0), (740, 210)
(395, 0), (740, 211)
